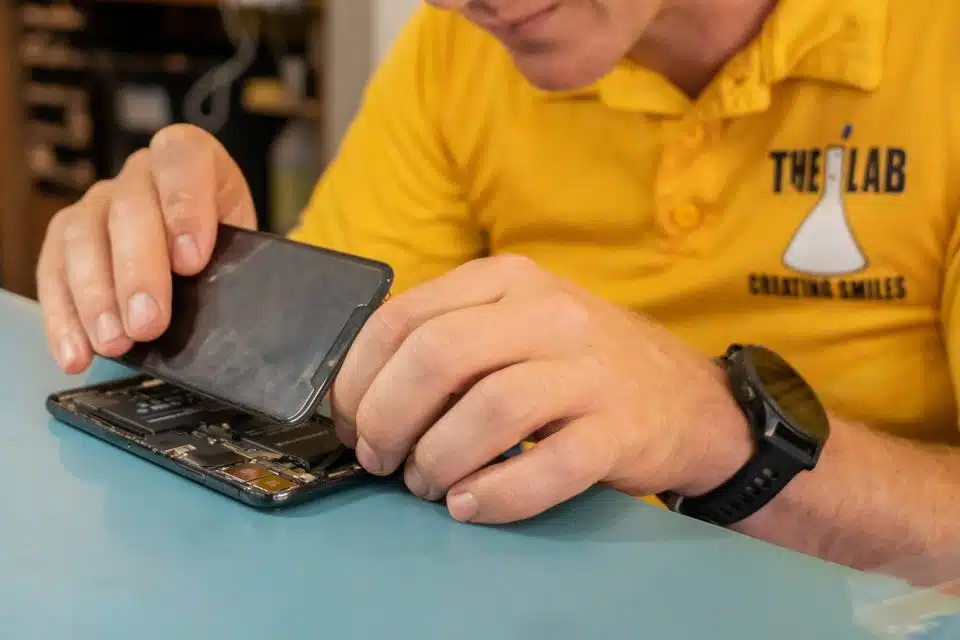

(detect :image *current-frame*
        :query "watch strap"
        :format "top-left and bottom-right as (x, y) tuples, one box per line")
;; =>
(659, 440), (805, 527)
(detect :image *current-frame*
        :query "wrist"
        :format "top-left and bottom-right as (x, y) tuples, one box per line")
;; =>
(673, 363), (755, 498)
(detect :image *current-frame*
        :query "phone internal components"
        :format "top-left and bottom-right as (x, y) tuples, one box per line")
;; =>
(54, 375), (367, 505)
(74, 380), (238, 436)
(241, 420), (343, 469)
(143, 432), (245, 468)
(221, 463), (272, 482)
(251, 474), (297, 493)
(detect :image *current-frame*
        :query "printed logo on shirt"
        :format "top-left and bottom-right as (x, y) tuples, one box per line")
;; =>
(748, 125), (909, 303)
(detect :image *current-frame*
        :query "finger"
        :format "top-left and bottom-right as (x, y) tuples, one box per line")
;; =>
(149, 124), (256, 276)
(61, 181), (134, 358)
(36, 217), (94, 373)
(354, 293), (591, 475)
(444, 414), (618, 524)
(333, 254), (551, 447)
(108, 150), (172, 342)
(403, 356), (601, 501)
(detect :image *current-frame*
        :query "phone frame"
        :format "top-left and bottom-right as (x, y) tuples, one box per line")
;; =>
(47, 375), (370, 509)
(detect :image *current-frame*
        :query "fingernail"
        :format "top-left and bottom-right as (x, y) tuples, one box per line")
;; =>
(174, 234), (200, 267)
(356, 438), (382, 475)
(447, 492), (478, 522)
(95, 312), (123, 345)
(127, 292), (159, 333)
(404, 464), (427, 498)
(58, 334), (78, 368)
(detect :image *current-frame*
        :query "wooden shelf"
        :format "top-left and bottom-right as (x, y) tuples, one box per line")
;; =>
(242, 78), (323, 121)
(244, 96), (324, 120)
(1, 0), (330, 299)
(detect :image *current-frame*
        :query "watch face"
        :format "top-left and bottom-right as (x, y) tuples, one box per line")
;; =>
(749, 347), (830, 440)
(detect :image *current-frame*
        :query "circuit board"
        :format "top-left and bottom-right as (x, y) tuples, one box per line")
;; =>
(51, 375), (364, 503)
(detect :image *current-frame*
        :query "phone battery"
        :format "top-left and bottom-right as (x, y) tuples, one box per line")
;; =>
(80, 386), (237, 436)
(241, 420), (342, 470)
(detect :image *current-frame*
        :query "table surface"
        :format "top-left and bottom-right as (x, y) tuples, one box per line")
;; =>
(0, 289), (952, 639)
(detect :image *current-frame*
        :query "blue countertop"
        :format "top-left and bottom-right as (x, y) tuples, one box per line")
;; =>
(0, 289), (946, 638)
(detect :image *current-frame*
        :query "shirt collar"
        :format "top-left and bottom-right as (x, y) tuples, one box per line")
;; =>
(533, 0), (888, 117)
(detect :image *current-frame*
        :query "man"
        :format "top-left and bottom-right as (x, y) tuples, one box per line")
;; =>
(34, 0), (960, 579)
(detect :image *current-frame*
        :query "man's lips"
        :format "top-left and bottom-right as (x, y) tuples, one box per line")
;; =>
(480, 4), (559, 40)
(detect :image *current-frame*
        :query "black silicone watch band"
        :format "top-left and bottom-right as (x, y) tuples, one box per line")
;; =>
(660, 439), (806, 527)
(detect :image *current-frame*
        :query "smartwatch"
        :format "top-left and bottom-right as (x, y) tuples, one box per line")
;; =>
(658, 344), (830, 527)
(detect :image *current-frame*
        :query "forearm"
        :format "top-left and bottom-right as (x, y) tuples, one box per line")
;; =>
(733, 415), (960, 583)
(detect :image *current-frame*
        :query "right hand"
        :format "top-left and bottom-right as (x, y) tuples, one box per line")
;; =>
(36, 124), (257, 374)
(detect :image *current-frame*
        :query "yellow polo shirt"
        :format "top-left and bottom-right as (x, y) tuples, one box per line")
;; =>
(290, 0), (960, 446)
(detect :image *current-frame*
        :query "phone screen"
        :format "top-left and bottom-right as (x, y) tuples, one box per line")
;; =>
(118, 225), (393, 425)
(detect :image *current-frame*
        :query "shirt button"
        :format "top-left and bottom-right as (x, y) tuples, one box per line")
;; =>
(681, 124), (705, 148)
(726, 56), (752, 84)
(728, 69), (750, 86)
(672, 204), (703, 229)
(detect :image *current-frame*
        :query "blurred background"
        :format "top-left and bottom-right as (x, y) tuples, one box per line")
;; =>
(0, 0), (418, 300)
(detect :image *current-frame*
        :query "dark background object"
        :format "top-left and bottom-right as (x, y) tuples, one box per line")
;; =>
(0, 0), (324, 297)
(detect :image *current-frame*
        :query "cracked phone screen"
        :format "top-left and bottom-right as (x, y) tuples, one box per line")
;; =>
(118, 224), (393, 425)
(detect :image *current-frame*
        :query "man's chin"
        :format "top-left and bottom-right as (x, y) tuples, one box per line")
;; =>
(510, 49), (620, 93)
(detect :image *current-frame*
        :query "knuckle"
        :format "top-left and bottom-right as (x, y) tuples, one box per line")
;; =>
(161, 192), (194, 228)
(62, 256), (114, 313)
(108, 194), (133, 223)
(83, 179), (115, 203)
(539, 290), (591, 334)
(59, 211), (91, 246)
(47, 179), (113, 248)
(490, 253), (539, 279)
(159, 189), (207, 234)
(121, 148), (152, 174)
(547, 434), (602, 483)
(472, 373), (532, 429)
(406, 320), (461, 381)
(369, 299), (418, 350)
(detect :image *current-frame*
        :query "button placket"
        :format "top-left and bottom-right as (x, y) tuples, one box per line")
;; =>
(655, 117), (716, 240)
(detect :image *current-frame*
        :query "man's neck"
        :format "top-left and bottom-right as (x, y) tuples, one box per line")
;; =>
(629, 0), (779, 98)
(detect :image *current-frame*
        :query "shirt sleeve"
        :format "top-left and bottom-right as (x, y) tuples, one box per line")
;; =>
(941, 222), (960, 415)
(939, 61), (960, 428)
(287, 6), (484, 295)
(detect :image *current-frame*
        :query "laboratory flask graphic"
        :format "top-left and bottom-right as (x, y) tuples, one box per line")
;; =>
(782, 146), (867, 276)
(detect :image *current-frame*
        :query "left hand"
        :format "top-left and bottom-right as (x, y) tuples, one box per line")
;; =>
(331, 255), (753, 524)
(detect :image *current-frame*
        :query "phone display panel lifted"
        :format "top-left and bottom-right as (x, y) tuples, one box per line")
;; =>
(117, 225), (394, 426)
(48, 375), (365, 508)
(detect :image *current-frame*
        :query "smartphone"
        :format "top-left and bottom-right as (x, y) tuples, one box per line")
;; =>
(47, 224), (393, 508)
